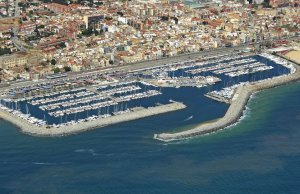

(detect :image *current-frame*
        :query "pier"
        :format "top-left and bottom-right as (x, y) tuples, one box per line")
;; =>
(0, 101), (186, 136)
(204, 93), (231, 104)
(154, 63), (300, 142)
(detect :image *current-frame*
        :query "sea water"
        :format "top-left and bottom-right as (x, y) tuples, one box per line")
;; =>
(0, 82), (299, 193)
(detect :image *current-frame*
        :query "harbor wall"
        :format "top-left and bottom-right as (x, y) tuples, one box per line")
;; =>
(154, 65), (300, 142)
(0, 102), (186, 137)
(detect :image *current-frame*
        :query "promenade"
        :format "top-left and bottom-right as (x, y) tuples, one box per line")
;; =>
(0, 102), (186, 136)
(0, 46), (243, 92)
(154, 64), (300, 142)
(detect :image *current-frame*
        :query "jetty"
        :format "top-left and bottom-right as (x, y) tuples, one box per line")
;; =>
(154, 63), (300, 142)
(0, 101), (186, 137)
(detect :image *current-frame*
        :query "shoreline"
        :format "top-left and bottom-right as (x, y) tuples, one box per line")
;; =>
(154, 64), (300, 142)
(0, 102), (186, 137)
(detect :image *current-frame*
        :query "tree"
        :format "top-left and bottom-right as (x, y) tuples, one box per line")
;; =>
(53, 67), (60, 73)
(34, 25), (40, 37)
(50, 59), (56, 65)
(161, 16), (169, 21)
(63, 66), (71, 72)
(94, 29), (99, 36)
(0, 47), (11, 56)
(262, 0), (271, 8)
(59, 42), (66, 48)
(81, 28), (93, 36)
(109, 60), (114, 65)
(24, 66), (30, 72)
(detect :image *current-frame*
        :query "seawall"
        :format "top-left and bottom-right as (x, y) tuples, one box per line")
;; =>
(154, 64), (300, 142)
(0, 102), (186, 137)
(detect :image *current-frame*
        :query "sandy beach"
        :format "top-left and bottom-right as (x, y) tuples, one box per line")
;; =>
(154, 63), (300, 142)
(0, 102), (186, 137)
(285, 50), (300, 65)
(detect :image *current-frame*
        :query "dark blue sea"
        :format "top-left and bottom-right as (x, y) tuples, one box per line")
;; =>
(0, 81), (300, 194)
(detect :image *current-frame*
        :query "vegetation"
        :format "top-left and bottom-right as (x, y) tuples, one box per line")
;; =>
(81, 27), (102, 37)
(50, 59), (56, 65)
(18, 2), (29, 11)
(41, 31), (55, 37)
(37, 25), (45, 29)
(24, 66), (30, 72)
(53, 67), (60, 73)
(42, 0), (94, 6)
(81, 28), (94, 36)
(262, 0), (271, 8)
(63, 66), (71, 72)
(105, 16), (113, 20)
(161, 16), (169, 21)
(94, 29), (99, 36)
(59, 42), (66, 48)
(25, 35), (40, 42)
(0, 48), (11, 56)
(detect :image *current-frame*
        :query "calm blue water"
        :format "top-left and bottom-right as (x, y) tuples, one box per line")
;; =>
(0, 80), (300, 193)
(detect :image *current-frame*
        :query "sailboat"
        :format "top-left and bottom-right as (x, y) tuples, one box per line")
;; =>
(26, 104), (30, 116)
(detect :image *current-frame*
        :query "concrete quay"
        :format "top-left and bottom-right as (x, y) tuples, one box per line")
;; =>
(154, 65), (300, 142)
(0, 102), (186, 137)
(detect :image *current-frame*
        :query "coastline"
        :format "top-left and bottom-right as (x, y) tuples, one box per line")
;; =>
(154, 64), (300, 142)
(0, 102), (186, 137)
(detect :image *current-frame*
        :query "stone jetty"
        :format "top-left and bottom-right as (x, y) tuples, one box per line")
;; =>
(154, 64), (300, 142)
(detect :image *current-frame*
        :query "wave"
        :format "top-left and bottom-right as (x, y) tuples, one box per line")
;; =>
(33, 162), (55, 165)
(74, 149), (86, 153)
(223, 105), (252, 130)
(74, 148), (98, 156)
(183, 115), (193, 122)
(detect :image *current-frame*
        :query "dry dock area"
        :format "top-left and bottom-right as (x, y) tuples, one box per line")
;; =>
(0, 102), (186, 137)
(154, 64), (300, 142)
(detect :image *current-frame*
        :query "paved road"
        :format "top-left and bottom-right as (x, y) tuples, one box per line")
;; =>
(0, 46), (242, 91)
(68, 45), (246, 77)
(51, 35), (299, 79)
(1, 36), (299, 91)
(12, 0), (26, 52)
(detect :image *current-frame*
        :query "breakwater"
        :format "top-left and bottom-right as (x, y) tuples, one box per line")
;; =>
(154, 64), (300, 142)
(0, 102), (186, 137)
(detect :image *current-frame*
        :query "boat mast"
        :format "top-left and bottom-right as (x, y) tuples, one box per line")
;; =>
(26, 104), (30, 115)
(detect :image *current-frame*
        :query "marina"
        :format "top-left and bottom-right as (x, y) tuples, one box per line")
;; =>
(0, 52), (296, 136)
(0, 101), (186, 136)
(154, 54), (300, 142)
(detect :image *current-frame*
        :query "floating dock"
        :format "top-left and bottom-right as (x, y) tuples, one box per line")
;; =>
(204, 93), (231, 104)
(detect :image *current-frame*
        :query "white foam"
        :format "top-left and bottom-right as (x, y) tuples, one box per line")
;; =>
(183, 115), (193, 122)
(74, 149), (86, 153)
(33, 162), (54, 165)
(74, 148), (98, 156)
(223, 105), (251, 130)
